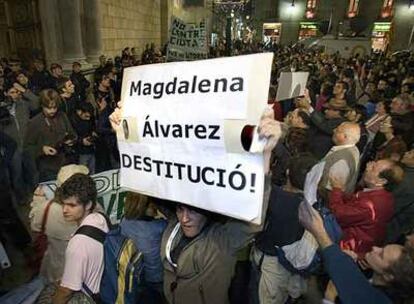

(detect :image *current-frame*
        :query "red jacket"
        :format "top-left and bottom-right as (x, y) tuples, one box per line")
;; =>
(329, 188), (394, 255)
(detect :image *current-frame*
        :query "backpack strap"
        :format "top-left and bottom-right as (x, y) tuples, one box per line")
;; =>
(40, 200), (54, 234)
(75, 225), (106, 244)
(82, 282), (101, 303)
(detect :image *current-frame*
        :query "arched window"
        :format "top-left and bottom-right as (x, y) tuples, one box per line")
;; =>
(305, 0), (317, 19)
(306, 0), (317, 9)
(347, 0), (359, 18)
(381, 0), (393, 18)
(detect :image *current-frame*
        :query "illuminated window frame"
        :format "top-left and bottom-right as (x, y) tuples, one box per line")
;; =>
(380, 0), (393, 18)
(305, 0), (317, 19)
(306, 0), (317, 9)
(347, 0), (359, 18)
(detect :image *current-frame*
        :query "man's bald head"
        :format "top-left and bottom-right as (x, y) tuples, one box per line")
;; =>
(333, 122), (361, 146)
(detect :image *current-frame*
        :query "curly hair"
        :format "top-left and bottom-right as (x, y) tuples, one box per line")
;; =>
(56, 173), (97, 209)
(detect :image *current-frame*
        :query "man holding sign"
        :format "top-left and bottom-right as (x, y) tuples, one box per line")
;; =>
(110, 54), (283, 304)
(111, 104), (281, 304)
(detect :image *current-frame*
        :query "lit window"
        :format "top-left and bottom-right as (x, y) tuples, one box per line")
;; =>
(306, 0), (317, 9)
(381, 0), (393, 18)
(347, 0), (359, 18)
(305, 0), (317, 19)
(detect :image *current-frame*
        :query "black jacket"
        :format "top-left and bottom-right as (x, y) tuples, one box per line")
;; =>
(70, 71), (90, 101)
(0, 131), (17, 186)
(70, 114), (95, 155)
(31, 70), (54, 94)
(308, 111), (346, 159)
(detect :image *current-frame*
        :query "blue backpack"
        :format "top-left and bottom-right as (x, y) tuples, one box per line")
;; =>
(75, 213), (144, 304)
(275, 203), (343, 276)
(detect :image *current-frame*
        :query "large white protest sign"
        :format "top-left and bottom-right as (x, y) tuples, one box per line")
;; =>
(41, 170), (126, 224)
(167, 16), (208, 61)
(118, 53), (273, 223)
(276, 72), (309, 101)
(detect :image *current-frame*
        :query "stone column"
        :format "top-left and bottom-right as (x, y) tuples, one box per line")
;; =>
(38, 0), (61, 66)
(83, 0), (102, 65)
(57, 0), (87, 66)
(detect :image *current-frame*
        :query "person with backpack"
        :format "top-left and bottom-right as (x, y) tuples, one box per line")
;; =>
(119, 192), (167, 303)
(29, 164), (88, 282)
(52, 173), (109, 304)
(251, 154), (318, 304)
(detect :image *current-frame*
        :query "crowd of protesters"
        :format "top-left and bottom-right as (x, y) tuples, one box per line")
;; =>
(1, 41), (414, 304)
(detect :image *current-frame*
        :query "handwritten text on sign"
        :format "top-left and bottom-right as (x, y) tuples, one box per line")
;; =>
(118, 54), (273, 223)
(167, 17), (207, 61)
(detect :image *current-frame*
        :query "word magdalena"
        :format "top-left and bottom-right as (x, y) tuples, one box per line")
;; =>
(129, 75), (244, 99)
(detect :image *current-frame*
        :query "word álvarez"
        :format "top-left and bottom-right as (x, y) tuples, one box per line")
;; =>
(129, 75), (244, 99)
(143, 116), (220, 140)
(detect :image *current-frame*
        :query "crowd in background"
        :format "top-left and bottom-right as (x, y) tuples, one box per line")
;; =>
(0, 42), (414, 304)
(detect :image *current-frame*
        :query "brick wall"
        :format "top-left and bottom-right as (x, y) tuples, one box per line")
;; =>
(100, 0), (162, 58)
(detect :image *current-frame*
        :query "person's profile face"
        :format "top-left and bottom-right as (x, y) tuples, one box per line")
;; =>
(62, 196), (90, 223)
(364, 244), (403, 274)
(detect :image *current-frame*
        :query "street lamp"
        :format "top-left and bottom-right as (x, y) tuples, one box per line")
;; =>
(288, 0), (297, 13)
(213, 0), (249, 55)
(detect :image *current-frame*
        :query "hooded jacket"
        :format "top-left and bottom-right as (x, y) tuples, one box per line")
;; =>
(160, 176), (270, 304)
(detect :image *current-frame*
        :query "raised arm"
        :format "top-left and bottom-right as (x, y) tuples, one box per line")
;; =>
(298, 201), (392, 304)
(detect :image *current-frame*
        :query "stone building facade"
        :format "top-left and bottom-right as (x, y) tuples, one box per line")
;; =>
(0, 0), (211, 67)
(1, 0), (412, 65)
(100, 0), (162, 58)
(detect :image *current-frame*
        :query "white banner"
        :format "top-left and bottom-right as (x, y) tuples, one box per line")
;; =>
(167, 16), (208, 61)
(118, 53), (273, 223)
(41, 169), (126, 224)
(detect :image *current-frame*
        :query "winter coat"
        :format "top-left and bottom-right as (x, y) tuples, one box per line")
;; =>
(160, 176), (270, 304)
(2, 92), (39, 150)
(329, 188), (394, 255)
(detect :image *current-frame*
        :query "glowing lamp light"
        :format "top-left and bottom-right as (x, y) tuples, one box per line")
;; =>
(288, 1), (296, 13)
(410, 4), (414, 11)
(305, 10), (315, 18)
